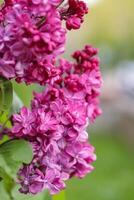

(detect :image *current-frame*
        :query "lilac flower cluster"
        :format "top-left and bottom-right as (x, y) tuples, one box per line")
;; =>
(10, 45), (102, 195)
(0, 0), (88, 84)
(0, 0), (102, 196)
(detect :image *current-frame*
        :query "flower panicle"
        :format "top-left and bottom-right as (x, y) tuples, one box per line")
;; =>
(0, 0), (88, 84)
(0, 0), (102, 196)
(10, 45), (102, 195)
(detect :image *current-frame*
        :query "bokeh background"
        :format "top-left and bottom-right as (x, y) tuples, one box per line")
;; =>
(13, 0), (134, 199)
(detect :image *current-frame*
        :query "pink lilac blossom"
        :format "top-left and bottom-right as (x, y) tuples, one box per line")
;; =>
(0, 0), (66, 84)
(59, 45), (102, 122)
(0, 0), (88, 84)
(59, 0), (88, 30)
(0, 0), (102, 196)
(10, 45), (102, 195)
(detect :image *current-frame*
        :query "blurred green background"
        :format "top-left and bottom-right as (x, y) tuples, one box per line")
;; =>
(13, 0), (134, 200)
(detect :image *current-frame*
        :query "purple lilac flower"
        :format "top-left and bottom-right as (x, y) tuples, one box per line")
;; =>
(11, 85), (97, 195)
(11, 107), (36, 137)
(0, 0), (102, 195)
(0, 0), (66, 84)
(60, 0), (88, 30)
(10, 45), (102, 195)
(0, 0), (88, 84)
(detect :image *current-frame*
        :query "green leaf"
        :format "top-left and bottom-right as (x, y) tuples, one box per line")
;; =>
(0, 139), (33, 200)
(12, 186), (48, 200)
(0, 139), (33, 179)
(0, 181), (11, 200)
(0, 165), (14, 197)
(52, 191), (65, 200)
(0, 77), (13, 112)
(0, 139), (33, 164)
(0, 154), (13, 178)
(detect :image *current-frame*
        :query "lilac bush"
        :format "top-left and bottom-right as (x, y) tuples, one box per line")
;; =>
(0, 0), (102, 197)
